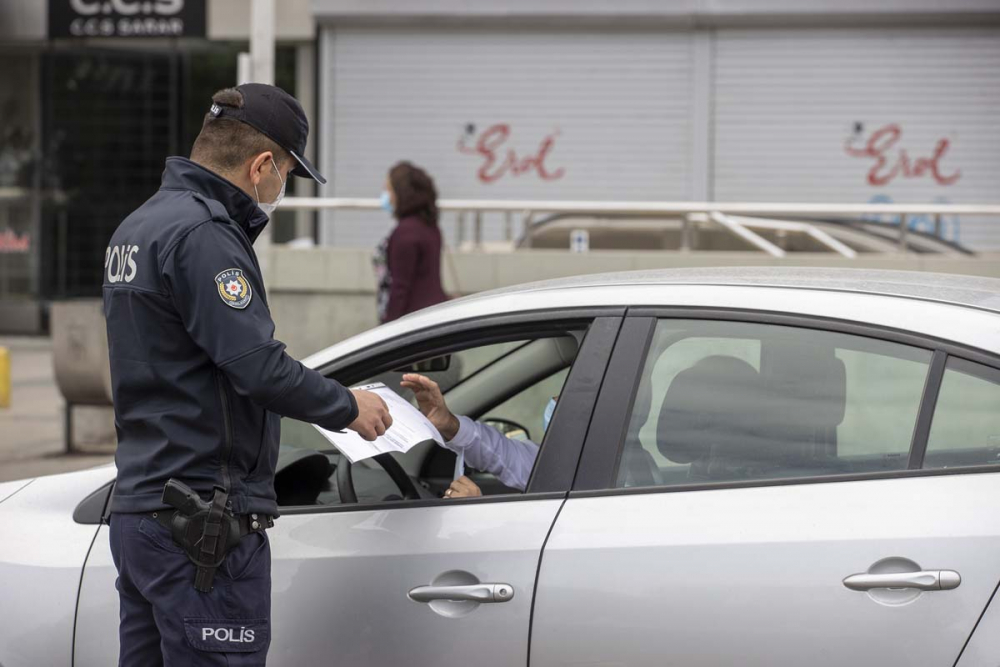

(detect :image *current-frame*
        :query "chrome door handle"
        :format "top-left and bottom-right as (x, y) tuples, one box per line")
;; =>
(408, 583), (515, 604)
(843, 570), (961, 591)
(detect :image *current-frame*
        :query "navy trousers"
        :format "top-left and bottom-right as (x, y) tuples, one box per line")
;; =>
(109, 512), (271, 666)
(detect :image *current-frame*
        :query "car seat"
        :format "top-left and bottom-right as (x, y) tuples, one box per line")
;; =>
(656, 355), (769, 481)
(758, 341), (846, 465)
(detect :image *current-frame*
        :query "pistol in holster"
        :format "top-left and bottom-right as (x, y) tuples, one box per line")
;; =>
(160, 478), (241, 593)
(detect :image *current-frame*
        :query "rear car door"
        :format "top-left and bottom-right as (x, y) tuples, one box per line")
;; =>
(531, 314), (1000, 666)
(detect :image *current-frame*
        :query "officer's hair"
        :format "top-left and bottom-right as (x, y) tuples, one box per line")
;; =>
(190, 88), (291, 175)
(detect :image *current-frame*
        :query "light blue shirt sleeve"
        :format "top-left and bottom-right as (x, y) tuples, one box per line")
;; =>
(444, 416), (539, 491)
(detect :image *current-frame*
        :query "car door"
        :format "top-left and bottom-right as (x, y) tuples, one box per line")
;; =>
(263, 315), (619, 666)
(531, 314), (1000, 667)
(76, 313), (621, 665)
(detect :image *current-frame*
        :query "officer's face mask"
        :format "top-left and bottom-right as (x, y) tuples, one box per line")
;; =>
(379, 190), (394, 215)
(254, 159), (286, 218)
(542, 397), (558, 432)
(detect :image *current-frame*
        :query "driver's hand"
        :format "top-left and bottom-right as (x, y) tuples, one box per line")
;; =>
(444, 476), (482, 499)
(347, 389), (392, 441)
(400, 373), (460, 440)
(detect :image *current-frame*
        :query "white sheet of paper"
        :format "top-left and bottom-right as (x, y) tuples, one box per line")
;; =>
(313, 382), (444, 463)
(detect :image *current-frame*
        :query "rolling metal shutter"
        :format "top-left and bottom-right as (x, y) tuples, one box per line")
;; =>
(319, 26), (701, 247)
(713, 26), (1000, 250)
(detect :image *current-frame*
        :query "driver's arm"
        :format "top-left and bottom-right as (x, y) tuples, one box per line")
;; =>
(400, 372), (538, 492)
(445, 417), (538, 492)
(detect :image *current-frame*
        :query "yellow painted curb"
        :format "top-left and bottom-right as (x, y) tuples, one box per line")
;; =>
(0, 347), (9, 408)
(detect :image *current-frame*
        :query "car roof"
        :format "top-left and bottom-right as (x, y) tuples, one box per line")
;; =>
(304, 267), (1000, 370)
(467, 267), (1000, 315)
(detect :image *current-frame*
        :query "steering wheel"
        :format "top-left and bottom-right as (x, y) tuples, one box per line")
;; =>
(337, 452), (423, 504)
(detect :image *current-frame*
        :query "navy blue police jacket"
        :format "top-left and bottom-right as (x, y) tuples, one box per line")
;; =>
(103, 157), (358, 517)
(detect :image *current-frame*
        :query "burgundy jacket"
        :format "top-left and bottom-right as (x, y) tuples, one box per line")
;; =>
(384, 215), (448, 322)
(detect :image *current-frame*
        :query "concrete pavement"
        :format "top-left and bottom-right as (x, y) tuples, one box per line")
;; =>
(0, 336), (114, 483)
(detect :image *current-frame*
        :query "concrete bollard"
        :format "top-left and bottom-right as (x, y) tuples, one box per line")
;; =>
(50, 300), (115, 451)
(0, 346), (9, 408)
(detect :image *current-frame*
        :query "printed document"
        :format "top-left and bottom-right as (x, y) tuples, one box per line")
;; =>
(314, 382), (444, 463)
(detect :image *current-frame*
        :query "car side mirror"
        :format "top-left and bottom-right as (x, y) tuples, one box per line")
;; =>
(395, 355), (451, 374)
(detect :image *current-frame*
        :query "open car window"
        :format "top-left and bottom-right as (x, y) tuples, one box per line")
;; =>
(276, 330), (582, 508)
(420, 366), (572, 497)
(363, 339), (532, 407)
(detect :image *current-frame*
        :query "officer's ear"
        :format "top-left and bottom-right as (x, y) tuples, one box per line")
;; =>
(248, 151), (274, 187)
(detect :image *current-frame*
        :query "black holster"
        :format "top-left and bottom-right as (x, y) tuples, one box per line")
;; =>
(161, 480), (239, 593)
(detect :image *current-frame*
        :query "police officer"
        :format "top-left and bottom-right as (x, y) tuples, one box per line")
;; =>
(103, 83), (392, 666)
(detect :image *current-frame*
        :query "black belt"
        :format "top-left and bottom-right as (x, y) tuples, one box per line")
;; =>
(151, 509), (273, 537)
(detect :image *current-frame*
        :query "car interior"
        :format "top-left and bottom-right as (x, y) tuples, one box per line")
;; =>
(274, 331), (581, 508)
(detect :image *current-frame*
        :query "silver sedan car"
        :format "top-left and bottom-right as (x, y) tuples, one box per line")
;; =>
(2, 267), (1000, 666)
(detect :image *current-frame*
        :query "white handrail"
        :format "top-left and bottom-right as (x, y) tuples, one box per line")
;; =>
(280, 196), (1000, 216)
(722, 214), (859, 259)
(707, 212), (786, 258)
(277, 196), (996, 254)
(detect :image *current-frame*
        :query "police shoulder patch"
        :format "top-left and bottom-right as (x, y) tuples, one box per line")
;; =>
(215, 268), (253, 309)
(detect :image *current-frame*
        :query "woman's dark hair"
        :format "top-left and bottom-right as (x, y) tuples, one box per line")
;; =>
(389, 161), (439, 225)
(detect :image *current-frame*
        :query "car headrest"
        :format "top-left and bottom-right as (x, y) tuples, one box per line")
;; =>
(657, 355), (762, 464)
(761, 344), (846, 428)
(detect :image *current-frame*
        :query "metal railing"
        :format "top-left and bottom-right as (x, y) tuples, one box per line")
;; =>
(279, 197), (1000, 254)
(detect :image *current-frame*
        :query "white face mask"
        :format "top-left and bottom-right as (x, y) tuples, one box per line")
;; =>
(254, 159), (286, 217)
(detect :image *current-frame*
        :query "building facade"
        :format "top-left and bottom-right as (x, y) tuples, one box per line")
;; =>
(3, 0), (999, 334)
(311, 0), (1000, 251)
(0, 0), (318, 333)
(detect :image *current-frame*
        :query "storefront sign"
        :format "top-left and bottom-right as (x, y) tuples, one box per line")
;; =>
(49, 0), (206, 38)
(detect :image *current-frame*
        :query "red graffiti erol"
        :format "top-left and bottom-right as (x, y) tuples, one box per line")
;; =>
(0, 229), (30, 254)
(458, 124), (565, 184)
(844, 124), (960, 187)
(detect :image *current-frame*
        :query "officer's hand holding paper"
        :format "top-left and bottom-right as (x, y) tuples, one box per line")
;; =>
(317, 383), (444, 462)
(347, 387), (393, 440)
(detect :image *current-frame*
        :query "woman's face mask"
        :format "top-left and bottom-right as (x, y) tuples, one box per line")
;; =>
(254, 159), (286, 218)
(379, 190), (394, 214)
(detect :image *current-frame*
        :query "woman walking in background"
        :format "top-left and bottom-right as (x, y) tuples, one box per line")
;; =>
(373, 161), (448, 323)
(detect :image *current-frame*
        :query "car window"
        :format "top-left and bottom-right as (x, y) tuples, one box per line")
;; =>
(923, 358), (1000, 469)
(367, 340), (531, 405)
(421, 367), (572, 496)
(276, 332), (580, 507)
(484, 368), (570, 444)
(278, 416), (332, 452)
(615, 320), (932, 488)
(277, 340), (533, 456)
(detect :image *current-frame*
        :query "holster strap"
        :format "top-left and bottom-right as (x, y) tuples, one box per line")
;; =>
(152, 510), (274, 538)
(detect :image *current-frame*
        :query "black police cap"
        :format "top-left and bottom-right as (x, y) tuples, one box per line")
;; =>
(209, 83), (326, 185)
